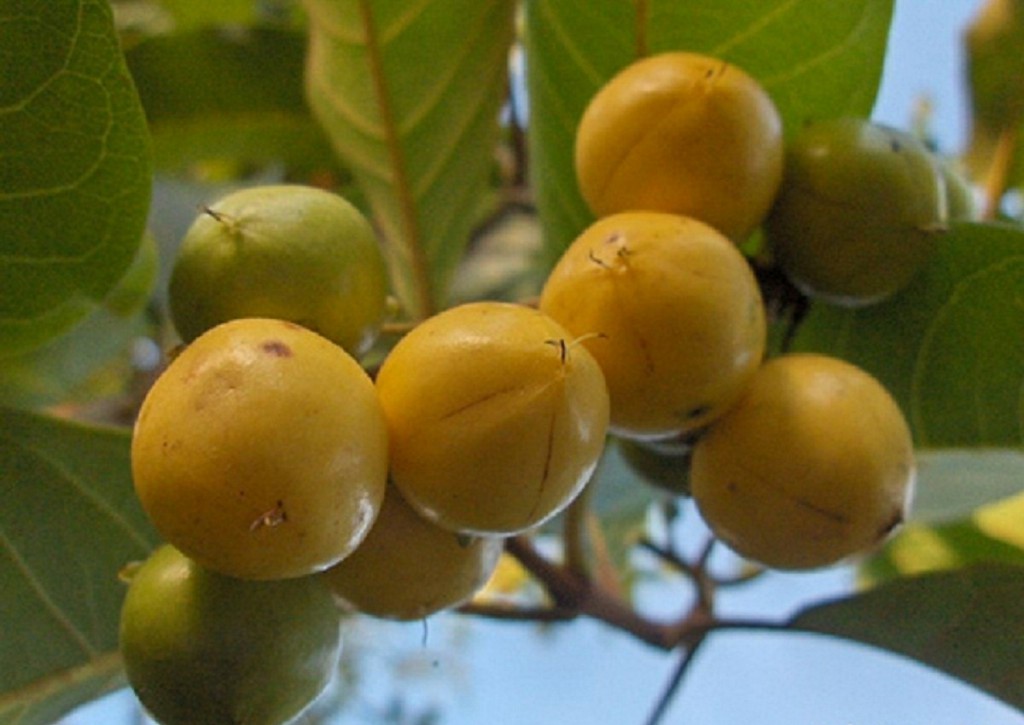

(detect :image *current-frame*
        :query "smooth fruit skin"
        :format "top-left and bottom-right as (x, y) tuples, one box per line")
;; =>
(575, 51), (784, 242)
(169, 184), (389, 357)
(375, 301), (610, 536)
(765, 118), (947, 306)
(539, 212), (767, 440)
(321, 483), (503, 620)
(131, 318), (388, 580)
(119, 545), (342, 725)
(690, 354), (916, 570)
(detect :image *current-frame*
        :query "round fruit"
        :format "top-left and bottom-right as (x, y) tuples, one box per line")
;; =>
(168, 184), (389, 357)
(764, 118), (947, 306)
(539, 211), (767, 440)
(321, 483), (503, 620)
(690, 353), (915, 570)
(131, 317), (388, 580)
(120, 545), (342, 725)
(375, 301), (610, 535)
(574, 51), (784, 242)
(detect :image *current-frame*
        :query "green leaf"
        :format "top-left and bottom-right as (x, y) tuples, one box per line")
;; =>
(791, 222), (1024, 513)
(790, 563), (1024, 712)
(303, 0), (516, 318)
(914, 449), (1024, 522)
(126, 26), (339, 172)
(0, 407), (159, 724)
(0, 0), (153, 358)
(0, 233), (158, 410)
(524, 0), (895, 262)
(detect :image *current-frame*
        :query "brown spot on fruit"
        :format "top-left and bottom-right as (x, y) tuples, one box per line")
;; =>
(261, 340), (292, 357)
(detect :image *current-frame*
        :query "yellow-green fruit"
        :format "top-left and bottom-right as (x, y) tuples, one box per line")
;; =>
(575, 51), (784, 242)
(376, 301), (610, 535)
(322, 483), (503, 620)
(169, 184), (388, 357)
(131, 318), (388, 580)
(539, 212), (767, 439)
(119, 545), (342, 725)
(690, 354), (915, 570)
(765, 118), (946, 306)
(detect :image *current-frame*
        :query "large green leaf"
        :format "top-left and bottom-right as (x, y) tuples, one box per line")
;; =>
(524, 0), (895, 262)
(0, 408), (159, 724)
(0, 0), (153, 358)
(792, 221), (1024, 517)
(302, 0), (517, 319)
(789, 563), (1024, 712)
(126, 26), (339, 172)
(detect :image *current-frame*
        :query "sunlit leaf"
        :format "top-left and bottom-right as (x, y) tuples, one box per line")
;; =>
(0, 0), (152, 358)
(524, 0), (895, 262)
(790, 563), (1024, 711)
(303, 0), (516, 318)
(0, 408), (159, 724)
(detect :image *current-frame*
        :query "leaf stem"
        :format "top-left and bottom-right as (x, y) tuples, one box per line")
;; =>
(356, 0), (436, 319)
(981, 123), (1020, 221)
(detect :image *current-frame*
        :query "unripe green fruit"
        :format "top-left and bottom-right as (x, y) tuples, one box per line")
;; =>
(322, 483), (503, 620)
(169, 184), (389, 357)
(765, 118), (947, 306)
(119, 545), (342, 725)
(691, 354), (915, 570)
(539, 212), (767, 439)
(575, 51), (784, 242)
(131, 318), (388, 580)
(375, 301), (610, 536)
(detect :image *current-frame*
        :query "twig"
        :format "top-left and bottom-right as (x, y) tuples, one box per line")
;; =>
(982, 124), (1020, 220)
(643, 635), (709, 725)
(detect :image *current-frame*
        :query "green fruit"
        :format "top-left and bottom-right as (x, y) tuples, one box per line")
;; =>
(765, 118), (947, 306)
(131, 318), (388, 580)
(617, 435), (692, 497)
(169, 184), (389, 357)
(690, 354), (915, 570)
(322, 483), (503, 620)
(119, 545), (342, 725)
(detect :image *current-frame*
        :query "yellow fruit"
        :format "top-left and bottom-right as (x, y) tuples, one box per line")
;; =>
(375, 301), (609, 535)
(321, 483), (503, 620)
(539, 212), (767, 439)
(575, 51), (784, 242)
(169, 184), (389, 357)
(131, 318), (388, 580)
(690, 354), (916, 570)
(120, 545), (342, 725)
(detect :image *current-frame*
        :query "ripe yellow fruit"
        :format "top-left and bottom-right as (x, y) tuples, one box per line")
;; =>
(375, 301), (610, 535)
(169, 184), (389, 357)
(321, 483), (503, 620)
(119, 545), (342, 725)
(131, 318), (388, 580)
(575, 51), (784, 242)
(539, 212), (767, 439)
(690, 354), (916, 570)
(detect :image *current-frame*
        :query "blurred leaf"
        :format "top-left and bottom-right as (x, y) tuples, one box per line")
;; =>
(790, 563), (1024, 712)
(792, 221), (1024, 514)
(964, 0), (1024, 185)
(154, 0), (270, 28)
(0, 234), (157, 410)
(0, 408), (159, 724)
(126, 26), (338, 172)
(303, 0), (516, 318)
(524, 0), (895, 262)
(913, 449), (1024, 522)
(0, 0), (153, 359)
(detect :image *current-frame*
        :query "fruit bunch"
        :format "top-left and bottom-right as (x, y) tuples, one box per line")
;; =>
(543, 50), (921, 569)
(119, 49), (934, 724)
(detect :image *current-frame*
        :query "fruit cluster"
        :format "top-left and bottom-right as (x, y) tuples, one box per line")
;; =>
(119, 50), (930, 724)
